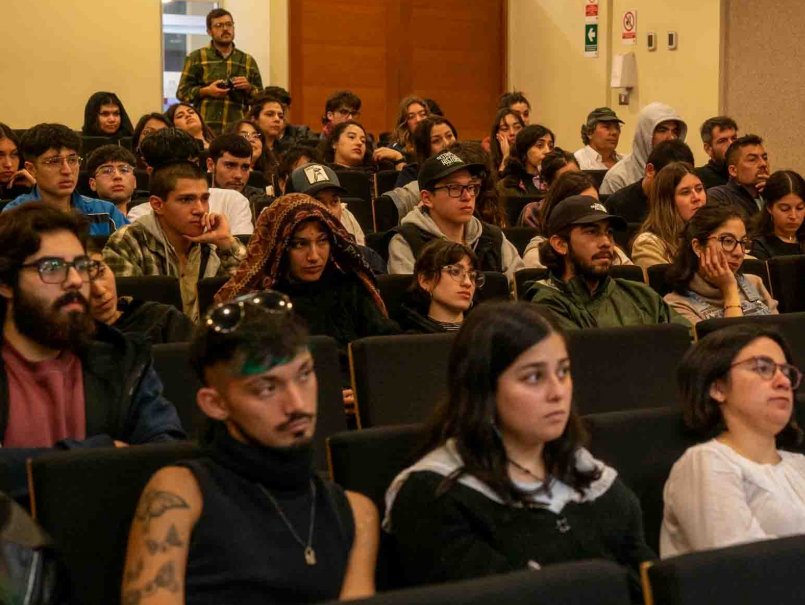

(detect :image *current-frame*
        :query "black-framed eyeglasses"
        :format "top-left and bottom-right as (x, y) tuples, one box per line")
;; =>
(730, 355), (802, 389)
(432, 183), (481, 198)
(441, 265), (485, 288)
(708, 235), (752, 253)
(205, 290), (293, 334)
(19, 256), (100, 284)
(336, 108), (360, 119)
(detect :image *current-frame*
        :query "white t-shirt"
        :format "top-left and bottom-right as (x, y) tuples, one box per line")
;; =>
(661, 439), (805, 558)
(127, 188), (254, 235)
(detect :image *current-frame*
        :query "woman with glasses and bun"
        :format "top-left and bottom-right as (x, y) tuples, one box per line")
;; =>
(664, 202), (777, 325)
(661, 324), (805, 557)
(385, 302), (654, 599)
(401, 240), (483, 333)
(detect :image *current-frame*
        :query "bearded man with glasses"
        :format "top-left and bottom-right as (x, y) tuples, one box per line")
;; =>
(387, 151), (524, 285)
(0, 205), (184, 491)
(4, 123), (129, 236)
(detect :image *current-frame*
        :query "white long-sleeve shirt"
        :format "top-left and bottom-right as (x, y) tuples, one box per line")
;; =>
(661, 439), (805, 557)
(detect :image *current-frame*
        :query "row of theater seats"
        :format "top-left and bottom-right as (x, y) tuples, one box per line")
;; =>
(23, 403), (805, 604)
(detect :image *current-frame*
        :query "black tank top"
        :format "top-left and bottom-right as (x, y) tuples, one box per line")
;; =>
(178, 427), (354, 605)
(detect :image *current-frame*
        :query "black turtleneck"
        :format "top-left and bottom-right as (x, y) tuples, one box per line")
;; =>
(179, 423), (355, 605)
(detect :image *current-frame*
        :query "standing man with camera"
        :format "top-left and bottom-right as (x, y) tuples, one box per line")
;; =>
(176, 8), (263, 135)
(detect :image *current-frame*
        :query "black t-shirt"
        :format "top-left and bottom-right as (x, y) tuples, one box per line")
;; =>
(751, 235), (803, 260)
(605, 180), (648, 224)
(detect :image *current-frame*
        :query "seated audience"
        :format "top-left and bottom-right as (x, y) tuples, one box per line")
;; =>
(751, 170), (805, 259)
(228, 118), (278, 187)
(104, 161), (247, 321)
(400, 240), (481, 333)
(5, 123), (128, 236)
(600, 102), (687, 195)
(166, 102), (215, 151)
(214, 194), (399, 356)
(321, 120), (394, 174)
(81, 91), (133, 138)
(528, 195), (685, 329)
(206, 134), (272, 216)
(449, 141), (508, 228)
(385, 301), (654, 598)
(521, 172), (632, 269)
(131, 112), (170, 168)
(661, 324), (805, 557)
(424, 97), (444, 117)
(574, 107), (624, 170)
(540, 148), (580, 189)
(0, 204), (184, 448)
(695, 116), (739, 189)
(128, 129), (254, 235)
(277, 143), (322, 194)
(490, 108), (525, 173)
(86, 239), (193, 344)
(0, 123), (35, 199)
(85, 145), (139, 215)
(386, 95), (430, 161)
(631, 162), (706, 270)
(320, 90), (362, 139)
(605, 139), (695, 224)
(497, 124), (556, 196)
(123, 304), (378, 604)
(499, 90), (532, 124)
(249, 95), (287, 157)
(664, 202), (777, 324)
(708, 135), (770, 217)
(387, 151), (523, 283)
(395, 116), (458, 188)
(259, 85), (312, 150)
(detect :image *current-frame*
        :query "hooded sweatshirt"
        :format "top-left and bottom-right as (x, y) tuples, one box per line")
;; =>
(599, 103), (687, 195)
(387, 207), (524, 285)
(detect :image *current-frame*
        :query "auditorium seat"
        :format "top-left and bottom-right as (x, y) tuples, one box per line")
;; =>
(502, 226), (539, 256)
(349, 334), (454, 427)
(502, 194), (542, 226)
(28, 442), (202, 605)
(566, 323), (691, 414)
(343, 196), (374, 233)
(643, 535), (805, 605)
(585, 407), (701, 553)
(615, 222), (641, 253)
(198, 275), (229, 315)
(116, 275), (182, 310)
(246, 169), (267, 189)
(373, 195), (400, 231)
(335, 170), (373, 204)
(374, 170), (399, 197)
(766, 255), (805, 313)
(376, 274), (414, 324)
(151, 343), (204, 437)
(583, 169), (609, 191)
(320, 561), (631, 605)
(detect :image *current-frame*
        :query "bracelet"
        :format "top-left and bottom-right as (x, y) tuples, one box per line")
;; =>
(724, 304), (741, 310)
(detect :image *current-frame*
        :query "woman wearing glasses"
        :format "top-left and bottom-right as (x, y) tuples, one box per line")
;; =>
(401, 240), (483, 333)
(661, 324), (805, 557)
(664, 202), (777, 325)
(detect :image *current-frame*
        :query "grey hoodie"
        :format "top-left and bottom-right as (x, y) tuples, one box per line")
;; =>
(599, 102), (687, 195)
(387, 207), (524, 285)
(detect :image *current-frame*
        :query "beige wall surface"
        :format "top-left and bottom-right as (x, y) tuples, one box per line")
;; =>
(509, 0), (721, 165)
(723, 0), (805, 172)
(1, 0), (163, 130)
(223, 0), (288, 89)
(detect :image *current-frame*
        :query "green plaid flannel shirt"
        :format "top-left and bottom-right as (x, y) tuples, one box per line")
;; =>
(176, 43), (263, 134)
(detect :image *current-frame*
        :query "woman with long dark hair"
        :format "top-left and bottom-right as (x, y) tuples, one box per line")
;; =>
(497, 124), (556, 196)
(395, 116), (458, 188)
(664, 202), (777, 325)
(166, 102), (215, 150)
(82, 91), (133, 138)
(320, 120), (396, 174)
(662, 324), (805, 557)
(751, 170), (805, 259)
(490, 108), (525, 173)
(385, 302), (654, 595)
(0, 123), (35, 198)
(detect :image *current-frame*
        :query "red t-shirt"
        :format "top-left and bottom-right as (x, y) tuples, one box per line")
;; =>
(2, 340), (86, 447)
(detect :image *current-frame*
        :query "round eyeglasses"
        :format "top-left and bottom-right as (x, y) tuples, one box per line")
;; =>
(20, 256), (100, 284)
(730, 355), (802, 390)
(441, 265), (485, 288)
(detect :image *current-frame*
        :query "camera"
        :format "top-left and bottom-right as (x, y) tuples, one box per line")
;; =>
(216, 78), (235, 90)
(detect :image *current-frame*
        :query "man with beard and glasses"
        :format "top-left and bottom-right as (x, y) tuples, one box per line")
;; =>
(123, 296), (378, 605)
(0, 205), (185, 453)
(527, 195), (686, 330)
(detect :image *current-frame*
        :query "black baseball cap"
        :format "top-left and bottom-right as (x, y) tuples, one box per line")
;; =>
(585, 107), (625, 129)
(418, 151), (484, 191)
(547, 195), (627, 236)
(290, 163), (348, 196)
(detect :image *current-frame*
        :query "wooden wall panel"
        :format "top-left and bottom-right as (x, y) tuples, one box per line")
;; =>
(290, 0), (506, 140)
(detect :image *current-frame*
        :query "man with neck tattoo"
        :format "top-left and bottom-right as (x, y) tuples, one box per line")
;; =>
(122, 296), (378, 605)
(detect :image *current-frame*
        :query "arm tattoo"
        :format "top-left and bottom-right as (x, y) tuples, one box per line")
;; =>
(145, 524), (185, 555)
(122, 562), (180, 604)
(124, 558), (144, 583)
(135, 490), (189, 531)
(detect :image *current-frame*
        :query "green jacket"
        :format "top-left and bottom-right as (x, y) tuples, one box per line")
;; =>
(527, 274), (688, 331)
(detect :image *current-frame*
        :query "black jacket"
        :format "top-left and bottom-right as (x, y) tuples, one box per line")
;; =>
(695, 159), (729, 190)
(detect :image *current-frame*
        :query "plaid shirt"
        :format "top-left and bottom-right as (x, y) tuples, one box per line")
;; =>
(176, 43), (263, 134)
(103, 221), (247, 320)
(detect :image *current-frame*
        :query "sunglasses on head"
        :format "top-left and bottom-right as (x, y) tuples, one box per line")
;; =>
(204, 290), (293, 334)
